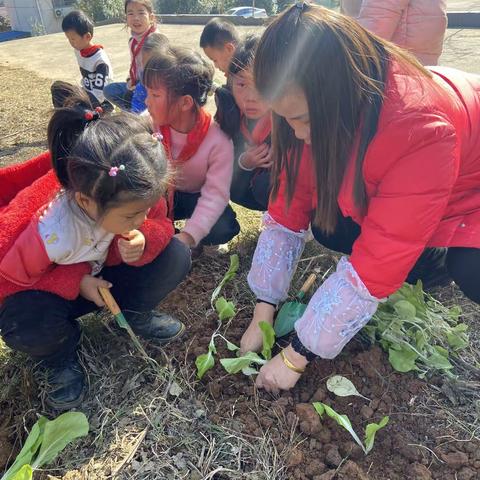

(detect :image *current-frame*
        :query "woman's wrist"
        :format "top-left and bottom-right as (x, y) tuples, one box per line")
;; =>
(283, 344), (309, 371)
(290, 335), (317, 362)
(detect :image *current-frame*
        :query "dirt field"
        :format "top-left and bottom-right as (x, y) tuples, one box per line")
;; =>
(1, 23), (480, 480)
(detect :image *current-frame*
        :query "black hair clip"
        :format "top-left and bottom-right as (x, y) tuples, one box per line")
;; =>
(295, 1), (306, 10)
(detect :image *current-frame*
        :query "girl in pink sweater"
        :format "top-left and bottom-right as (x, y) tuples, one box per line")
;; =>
(341, 0), (447, 66)
(144, 46), (239, 251)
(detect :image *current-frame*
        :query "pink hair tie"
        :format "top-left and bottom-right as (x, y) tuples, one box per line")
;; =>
(108, 165), (125, 177)
(152, 132), (163, 141)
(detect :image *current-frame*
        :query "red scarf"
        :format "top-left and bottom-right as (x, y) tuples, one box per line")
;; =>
(80, 45), (103, 58)
(240, 112), (272, 146)
(160, 109), (212, 164)
(129, 25), (155, 85)
(160, 109), (212, 217)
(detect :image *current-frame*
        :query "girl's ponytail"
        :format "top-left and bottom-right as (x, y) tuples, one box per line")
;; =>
(214, 86), (241, 139)
(47, 85), (95, 188)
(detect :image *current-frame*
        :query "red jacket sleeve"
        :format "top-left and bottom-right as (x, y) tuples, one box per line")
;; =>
(105, 197), (174, 267)
(268, 146), (314, 232)
(0, 152), (52, 207)
(0, 218), (92, 301)
(350, 113), (459, 298)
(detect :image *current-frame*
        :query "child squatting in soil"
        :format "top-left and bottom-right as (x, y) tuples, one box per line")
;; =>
(215, 34), (272, 212)
(240, 3), (480, 393)
(144, 45), (240, 255)
(0, 88), (191, 409)
(104, 0), (157, 112)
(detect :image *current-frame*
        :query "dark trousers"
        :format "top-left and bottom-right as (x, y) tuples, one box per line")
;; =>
(230, 168), (270, 211)
(0, 238), (191, 366)
(51, 80), (114, 112)
(174, 191), (240, 245)
(311, 215), (480, 304)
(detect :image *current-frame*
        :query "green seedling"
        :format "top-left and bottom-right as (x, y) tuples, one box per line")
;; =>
(220, 322), (275, 376)
(215, 297), (236, 321)
(196, 335), (217, 380)
(196, 255), (240, 379)
(364, 281), (469, 377)
(312, 402), (388, 455)
(211, 254), (239, 306)
(1, 412), (89, 480)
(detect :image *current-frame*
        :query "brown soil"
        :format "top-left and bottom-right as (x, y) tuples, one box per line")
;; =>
(171, 262), (480, 480)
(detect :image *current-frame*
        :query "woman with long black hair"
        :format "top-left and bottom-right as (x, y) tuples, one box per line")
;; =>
(240, 3), (480, 392)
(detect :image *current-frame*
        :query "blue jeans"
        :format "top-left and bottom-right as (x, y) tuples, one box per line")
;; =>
(104, 82), (133, 111)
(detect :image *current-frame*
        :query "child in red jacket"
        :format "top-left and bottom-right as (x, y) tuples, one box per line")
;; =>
(0, 89), (191, 409)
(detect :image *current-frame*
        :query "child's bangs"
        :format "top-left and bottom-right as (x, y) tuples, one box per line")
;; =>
(143, 64), (165, 90)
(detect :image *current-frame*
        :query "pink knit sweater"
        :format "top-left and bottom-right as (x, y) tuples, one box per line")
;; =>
(169, 121), (234, 245)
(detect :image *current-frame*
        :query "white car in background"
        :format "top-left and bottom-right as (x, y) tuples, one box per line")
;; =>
(226, 6), (268, 18)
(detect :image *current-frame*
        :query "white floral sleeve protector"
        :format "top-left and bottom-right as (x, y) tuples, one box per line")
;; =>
(248, 214), (381, 359)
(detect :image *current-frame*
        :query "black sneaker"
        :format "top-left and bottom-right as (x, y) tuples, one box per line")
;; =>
(126, 311), (185, 344)
(42, 356), (86, 410)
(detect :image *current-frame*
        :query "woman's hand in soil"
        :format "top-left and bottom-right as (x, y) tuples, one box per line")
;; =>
(175, 231), (196, 248)
(255, 345), (308, 393)
(80, 275), (112, 307)
(240, 302), (275, 354)
(240, 143), (272, 170)
(118, 230), (146, 264)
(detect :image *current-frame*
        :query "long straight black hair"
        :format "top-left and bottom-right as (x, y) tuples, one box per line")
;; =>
(254, 3), (429, 233)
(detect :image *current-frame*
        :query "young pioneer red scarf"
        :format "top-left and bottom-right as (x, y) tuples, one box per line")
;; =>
(240, 112), (272, 146)
(129, 25), (155, 85)
(80, 45), (103, 58)
(159, 108), (212, 217)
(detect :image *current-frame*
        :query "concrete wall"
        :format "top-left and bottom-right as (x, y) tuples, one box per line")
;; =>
(6, 0), (72, 34)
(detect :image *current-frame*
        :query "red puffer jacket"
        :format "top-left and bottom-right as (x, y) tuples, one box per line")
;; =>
(0, 153), (174, 303)
(269, 63), (480, 299)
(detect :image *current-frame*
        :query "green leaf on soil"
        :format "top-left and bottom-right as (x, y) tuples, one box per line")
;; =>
(220, 351), (267, 374)
(211, 254), (239, 304)
(196, 336), (217, 380)
(2, 413), (88, 480)
(367, 281), (469, 378)
(424, 351), (453, 370)
(1, 417), (48, 480)
(326, 375), (370, 401)
(7, 465), (32, 480)
(259, 321), (275, 360)
(31, 412), (89, 468)
(215, 297), (236, 321)
(196, 351), (215, 380)
(393, 300), (416, 319)
(388, 346), (418, 372)
(313, 402), (366, 454)
(364, 416), (389, 454)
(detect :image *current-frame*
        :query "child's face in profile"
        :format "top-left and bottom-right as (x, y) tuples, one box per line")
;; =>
(126, 1), (154, 35)
(76, 192), (156, 235)
(232, 68), (270, 120)
(203, 43), (235, 74)
(64, 30), (92, 51)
